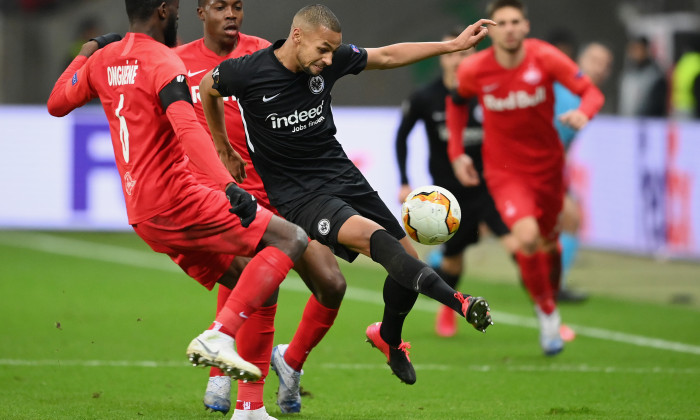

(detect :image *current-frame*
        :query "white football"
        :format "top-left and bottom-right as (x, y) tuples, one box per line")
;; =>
(401, 185), (461, 245)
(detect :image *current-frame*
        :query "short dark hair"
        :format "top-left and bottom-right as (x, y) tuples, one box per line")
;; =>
(631, 35), (650, 48)
(125, 0), (171, 23)
(486, 0), (527, 19)
(294, 4), (341, 33)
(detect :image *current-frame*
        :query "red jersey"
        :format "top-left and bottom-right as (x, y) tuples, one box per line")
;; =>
(48, 32), (233, 224)
(448, 38), (604, 179)
(175, 34), (270, 200)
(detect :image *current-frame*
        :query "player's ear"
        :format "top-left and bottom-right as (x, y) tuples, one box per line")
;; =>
(292, 27), (303, 45)
(157, 1), (167, 20)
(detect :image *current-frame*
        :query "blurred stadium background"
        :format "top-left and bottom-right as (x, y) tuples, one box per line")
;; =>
(1, 1), (699, 418)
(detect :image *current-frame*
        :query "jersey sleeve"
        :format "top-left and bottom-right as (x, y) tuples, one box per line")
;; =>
(166, 100), (233, 190)
(331, 44), (368, 76)
(47, 55), (97, 117)
(212, 56), (249, 98)
(152, 50), (188, 103)
(395, 92), (422, 185)
(455, 56), (479, 99)
(541, 42), (604, 119)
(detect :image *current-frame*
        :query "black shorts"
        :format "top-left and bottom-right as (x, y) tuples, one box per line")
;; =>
(442, 184), (509, 257)
(283, 190), (405, 262)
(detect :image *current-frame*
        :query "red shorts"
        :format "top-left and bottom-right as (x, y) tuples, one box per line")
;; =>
(486, 171), (564, 240)
(132, 183), (274, 290)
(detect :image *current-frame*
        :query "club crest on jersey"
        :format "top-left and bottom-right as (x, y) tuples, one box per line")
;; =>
(212, 66), (220, 84)
(309, 75), (324, 94)
(522, 65), (542, 85)
(124, 171), (136, 196)
(318, 218), (331, 236)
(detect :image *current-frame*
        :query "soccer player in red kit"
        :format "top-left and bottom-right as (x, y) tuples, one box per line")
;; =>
(47, 0), (308, 388)
(175, 1), (345, 417)
(446, 0), (603, 355)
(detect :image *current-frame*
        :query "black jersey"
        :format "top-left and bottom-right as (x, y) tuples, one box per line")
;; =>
(395, 76), (485, 193)
(212, 40), (368, 214)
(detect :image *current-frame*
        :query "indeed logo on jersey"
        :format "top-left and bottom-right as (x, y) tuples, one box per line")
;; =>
(266, 100), (325, 131)
(107, 60), (138, 86)
(483, 86), (546, 111)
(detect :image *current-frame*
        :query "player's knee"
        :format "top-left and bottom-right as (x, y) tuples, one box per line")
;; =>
(287, 224), (309, 260)
(314, 269), (346, 307)
(265, 219), (308, 262)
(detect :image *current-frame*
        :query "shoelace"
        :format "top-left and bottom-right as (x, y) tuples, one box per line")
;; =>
(397, 341), (412, 362)
(453, 292), (471, 314)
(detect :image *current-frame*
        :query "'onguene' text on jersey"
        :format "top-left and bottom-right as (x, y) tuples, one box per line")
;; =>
(49, 33), (204, 224)
(211, 40), (368, 214)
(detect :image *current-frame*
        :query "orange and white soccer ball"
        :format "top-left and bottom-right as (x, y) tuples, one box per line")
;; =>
(401, 185), (461, 245)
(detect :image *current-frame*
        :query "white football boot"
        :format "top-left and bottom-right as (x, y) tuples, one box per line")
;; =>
(231, 406), (278, 420)
(203, 375), (231, 414)
(535, 305), (564, 356)
(270, 344), (302, 413)
(186, 330), (262, 381)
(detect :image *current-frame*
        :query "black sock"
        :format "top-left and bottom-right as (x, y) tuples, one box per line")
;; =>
(380, 276), (418, 347)
(370, 230), (462, 314)
(435, 267), (460, 290)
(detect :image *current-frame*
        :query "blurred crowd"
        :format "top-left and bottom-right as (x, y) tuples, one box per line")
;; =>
(548, 27), (700, 120)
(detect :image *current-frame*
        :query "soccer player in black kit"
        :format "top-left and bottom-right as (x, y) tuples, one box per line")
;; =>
(199, 4), (495, 395)
(395, 28), (518, 338)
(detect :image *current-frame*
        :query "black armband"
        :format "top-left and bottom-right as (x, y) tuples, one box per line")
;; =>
(158, 75), (193, 111)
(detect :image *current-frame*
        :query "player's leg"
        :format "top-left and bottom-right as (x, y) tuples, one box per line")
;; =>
(144, 187), (306, 380)
(205, 215), (306, 373)
(337, 215), (491, 332)
(271, 240), (346, 413)
(558, 193), (588, 302)
(488, 178), (563, 356)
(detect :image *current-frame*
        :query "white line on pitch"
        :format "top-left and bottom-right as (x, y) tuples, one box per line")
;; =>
(2, 232), (700, 356)
(0, 358), (697, 375)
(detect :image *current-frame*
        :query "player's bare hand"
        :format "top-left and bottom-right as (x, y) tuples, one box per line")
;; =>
(558, 109), (590, 131)
(219, 147), (248, 183)
(453, 19), (497, 51)
(398, 184), (413, 203)
(80, 33), (122, 57)
(452, 154), (480, 186)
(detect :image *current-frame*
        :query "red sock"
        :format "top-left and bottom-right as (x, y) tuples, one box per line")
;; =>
(515, 251), (555, 314)
(215, 247), (293, 335)
(285, 295), (339, 372)
(236, 304), (276, 381)
(232, 304), (276, 410)
(547, 245), (562, 295)
(235, 397), (264, 411)
(210, 284), (233, 378)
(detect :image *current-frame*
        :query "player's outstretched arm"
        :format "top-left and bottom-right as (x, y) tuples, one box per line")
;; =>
(199, 69), (247, 183)
(47, 34), (121, 117)
(364, 19), (495, 70)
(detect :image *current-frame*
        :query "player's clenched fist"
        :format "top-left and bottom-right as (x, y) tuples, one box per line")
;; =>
(225, 183), (257, 228)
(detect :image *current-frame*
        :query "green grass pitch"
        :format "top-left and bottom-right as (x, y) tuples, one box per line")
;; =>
(0, 231), (698, 419)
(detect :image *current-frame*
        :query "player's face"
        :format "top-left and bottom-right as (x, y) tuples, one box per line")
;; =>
(163, 0), (180, 48)
(579, 45), (613, 86)
(489, 6), (529, 53)
(296, 25), (342, 75)
(199, 0), (243, 44)
(439, 36), (475, 75)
